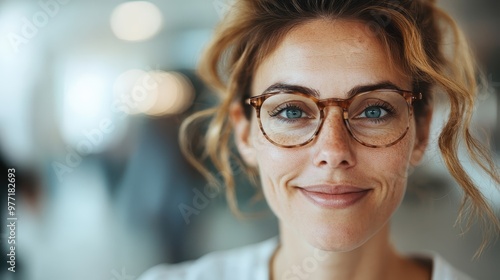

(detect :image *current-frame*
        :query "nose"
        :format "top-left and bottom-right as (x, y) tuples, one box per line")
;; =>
(312, 107), (356, 169)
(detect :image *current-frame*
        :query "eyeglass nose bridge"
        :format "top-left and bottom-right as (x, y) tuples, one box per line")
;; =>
(314, 98), (353, 142)
(316, 98), (353, 121)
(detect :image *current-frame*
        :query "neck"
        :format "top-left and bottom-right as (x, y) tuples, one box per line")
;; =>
(271, 223), (428, 280)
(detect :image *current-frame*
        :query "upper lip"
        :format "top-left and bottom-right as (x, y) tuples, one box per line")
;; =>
(298, 184), (369, 194)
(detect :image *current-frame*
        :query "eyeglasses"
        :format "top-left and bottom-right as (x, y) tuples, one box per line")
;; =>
(245, 89), (422, 148)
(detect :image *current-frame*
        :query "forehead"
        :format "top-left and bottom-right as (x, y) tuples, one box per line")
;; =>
(252, 19), (409, 98)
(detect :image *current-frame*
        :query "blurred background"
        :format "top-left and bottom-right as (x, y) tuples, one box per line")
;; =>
(0, 0), (499, 279)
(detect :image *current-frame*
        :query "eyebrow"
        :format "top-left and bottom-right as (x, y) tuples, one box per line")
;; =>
(262, 81), (406, 99)
(263, 83), (320, 98)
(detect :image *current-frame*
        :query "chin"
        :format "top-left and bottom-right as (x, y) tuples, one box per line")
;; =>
(304, 222), (378, 253)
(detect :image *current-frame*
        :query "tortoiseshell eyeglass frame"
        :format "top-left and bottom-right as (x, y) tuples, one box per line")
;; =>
(245, 89), (422, 148)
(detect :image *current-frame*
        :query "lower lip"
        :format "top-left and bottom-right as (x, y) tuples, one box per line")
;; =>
(299, 189), (370, 209)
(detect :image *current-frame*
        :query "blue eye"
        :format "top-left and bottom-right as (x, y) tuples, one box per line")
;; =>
(362, 106), (387, 118)
(269, 104), (309, 120)
(284, 108), (303, 119)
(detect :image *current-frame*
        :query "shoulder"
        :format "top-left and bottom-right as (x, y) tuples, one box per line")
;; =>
(138, 237), (278, 280)
(430, 254), (474, 280)
(412, 252), (474, 280)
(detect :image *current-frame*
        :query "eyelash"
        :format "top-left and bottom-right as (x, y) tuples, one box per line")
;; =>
(268, 103), (307, 118)
(358, 101), (397, 123)
(365, 101), (395, 113)
(265, 98), (399, 128)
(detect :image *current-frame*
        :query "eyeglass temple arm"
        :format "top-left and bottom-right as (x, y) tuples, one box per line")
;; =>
(412, 92), (423, 101)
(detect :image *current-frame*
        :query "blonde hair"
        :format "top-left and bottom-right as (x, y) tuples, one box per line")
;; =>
(180, 0), (500, 256)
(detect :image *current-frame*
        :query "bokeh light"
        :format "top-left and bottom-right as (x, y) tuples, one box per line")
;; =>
(113, 70), (194, 116)
(110, 1), (163, 42)
(144, 71), (194, 116)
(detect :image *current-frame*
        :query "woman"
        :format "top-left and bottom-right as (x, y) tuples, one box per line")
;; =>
(140, 0), (500, 279)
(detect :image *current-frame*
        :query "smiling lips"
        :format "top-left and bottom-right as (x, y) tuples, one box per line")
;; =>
(298, 185), (371, 209)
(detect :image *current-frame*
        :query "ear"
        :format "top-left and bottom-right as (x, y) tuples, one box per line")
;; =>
(410, 106), (433, 166)
(229, 102), (257, 167)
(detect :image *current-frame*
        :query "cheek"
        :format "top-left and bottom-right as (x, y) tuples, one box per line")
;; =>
(364, 131), (415, 211)
(371, 146), (411, 186)
(250, 118), (300, 171)
(249, 121), (307, 217)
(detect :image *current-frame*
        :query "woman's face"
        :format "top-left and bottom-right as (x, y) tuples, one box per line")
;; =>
(232, 19), (429, 251)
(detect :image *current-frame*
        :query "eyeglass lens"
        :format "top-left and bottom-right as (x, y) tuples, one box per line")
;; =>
(259, 91), (410, 147)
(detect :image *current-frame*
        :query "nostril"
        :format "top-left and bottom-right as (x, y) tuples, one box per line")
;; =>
(313, 129), (356, 168)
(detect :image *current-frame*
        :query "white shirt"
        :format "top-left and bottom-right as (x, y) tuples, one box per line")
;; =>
(139, 237), (474, 280)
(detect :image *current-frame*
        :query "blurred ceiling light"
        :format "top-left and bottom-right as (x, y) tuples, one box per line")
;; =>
(60, 67), (123, 154)
(110, 1), (163, 42)
(113, 70), (194, 117)
(65, 74), (107, 118)
(113, 69), (158, 115)
(143, 71), (195, 116)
